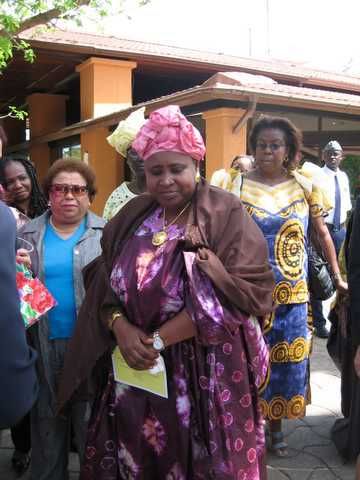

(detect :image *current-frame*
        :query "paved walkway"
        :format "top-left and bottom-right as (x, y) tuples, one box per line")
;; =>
(267, 336), (355, 480)
(0, 337), (356, 479)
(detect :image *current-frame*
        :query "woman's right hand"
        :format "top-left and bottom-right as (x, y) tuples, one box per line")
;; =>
(112, 317), (158, 370)
(334, 277), (348, 295)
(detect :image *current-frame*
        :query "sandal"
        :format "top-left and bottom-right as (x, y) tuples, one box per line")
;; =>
(11, 450), (30, 476)
(269, 431), (288, 457)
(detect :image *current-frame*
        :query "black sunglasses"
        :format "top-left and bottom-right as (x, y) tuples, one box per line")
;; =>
(49, 183), (89, 197)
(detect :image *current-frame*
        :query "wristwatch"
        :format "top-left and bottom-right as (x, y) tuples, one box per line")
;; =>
(152, 330), (165, 351)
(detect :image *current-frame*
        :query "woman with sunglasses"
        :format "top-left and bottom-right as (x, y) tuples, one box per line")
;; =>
(237, 116), (346, 457)
(0, 156), (47, 476)
(19, 158), (105, 480)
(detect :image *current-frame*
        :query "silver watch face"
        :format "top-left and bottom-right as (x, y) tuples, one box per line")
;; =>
(153, 335), (165, 351)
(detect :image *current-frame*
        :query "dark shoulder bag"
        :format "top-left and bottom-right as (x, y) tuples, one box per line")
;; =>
(308, 243), (335, 300)
(307, 216), (335, 301)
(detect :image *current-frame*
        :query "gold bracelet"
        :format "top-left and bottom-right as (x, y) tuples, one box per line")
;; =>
(108, 311), (125, 331)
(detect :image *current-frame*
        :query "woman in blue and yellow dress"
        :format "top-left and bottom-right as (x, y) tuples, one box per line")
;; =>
(235, 116), (348, 456)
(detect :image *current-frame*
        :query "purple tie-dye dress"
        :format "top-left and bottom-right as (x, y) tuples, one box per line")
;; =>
(80, 208), (269, 480)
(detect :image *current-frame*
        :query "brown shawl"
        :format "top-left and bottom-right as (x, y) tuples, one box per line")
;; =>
(58, 180), (275, 411)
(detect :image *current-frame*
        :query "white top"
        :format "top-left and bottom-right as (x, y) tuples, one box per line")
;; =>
(103, 182), (137, 221)
(322, 165), (352, 224)
(10, 207), (29, 229)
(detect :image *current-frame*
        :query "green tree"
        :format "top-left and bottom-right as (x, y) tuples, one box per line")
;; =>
(0, 0), (149, 118)
(0, 1), (113, 71)
(343, 155), (360, 203)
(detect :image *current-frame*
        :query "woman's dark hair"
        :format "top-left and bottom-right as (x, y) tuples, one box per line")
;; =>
(249, 116), (303, 170)
(42, 158), (97, 201)
(0, 156), (48, 218)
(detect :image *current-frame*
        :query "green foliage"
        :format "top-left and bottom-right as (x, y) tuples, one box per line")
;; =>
(0, 1), (116, 73)
(0, 34), (12, 68)
(0, 0), (150, 119)
(0, 105), (28, 120)
(342, 155), (360, 202)
(8, 106), (28, 120)
(0, 0), (150, 70)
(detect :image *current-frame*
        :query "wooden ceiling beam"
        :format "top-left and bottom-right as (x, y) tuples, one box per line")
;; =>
(303, 130), (360, 147)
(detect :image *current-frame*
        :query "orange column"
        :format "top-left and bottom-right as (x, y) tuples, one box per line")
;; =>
(76, 58), (137, 120)
(81, 127), (123, 216)
(202, 108), (248, 180)
(27, 93), (68, 180)
(76, 57), (137, 214)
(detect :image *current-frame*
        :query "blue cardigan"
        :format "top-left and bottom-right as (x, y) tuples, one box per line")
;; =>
(0, 201), (38, 428)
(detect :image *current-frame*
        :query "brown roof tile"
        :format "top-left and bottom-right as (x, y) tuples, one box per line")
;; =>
(21, 28), (360, 91)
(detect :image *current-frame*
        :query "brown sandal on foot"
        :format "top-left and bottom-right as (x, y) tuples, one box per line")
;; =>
(270, 431), (288, 457)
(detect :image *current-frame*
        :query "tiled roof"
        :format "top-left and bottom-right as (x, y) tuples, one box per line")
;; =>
(21, 28), (360, 92)
(30, 75), (360, 148)
(208, 75), (360, 107)
(145, 80), (360, 114)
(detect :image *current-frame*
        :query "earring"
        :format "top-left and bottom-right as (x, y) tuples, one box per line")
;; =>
(47, 201), (51, 208)
(195, 167), (201, 183)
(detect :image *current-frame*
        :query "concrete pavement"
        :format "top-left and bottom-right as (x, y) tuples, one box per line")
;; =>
(267, 336), (355, 480)
(0, 337), (356, 479)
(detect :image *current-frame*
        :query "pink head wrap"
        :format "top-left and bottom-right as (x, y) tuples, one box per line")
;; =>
(132, 105), (205, 162)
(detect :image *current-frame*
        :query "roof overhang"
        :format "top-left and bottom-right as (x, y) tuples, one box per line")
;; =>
(22, 29), (360, 93)
(25, 81), (360, 140)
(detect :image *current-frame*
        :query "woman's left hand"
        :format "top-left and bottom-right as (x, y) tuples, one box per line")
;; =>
(16, 248), (31, 268)
(334, 277), (348, 295)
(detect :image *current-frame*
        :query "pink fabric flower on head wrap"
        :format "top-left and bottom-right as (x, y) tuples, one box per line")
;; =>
(132, 105), (205, 162)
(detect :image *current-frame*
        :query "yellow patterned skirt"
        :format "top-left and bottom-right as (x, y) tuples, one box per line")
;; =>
(259, 303), (312, 420)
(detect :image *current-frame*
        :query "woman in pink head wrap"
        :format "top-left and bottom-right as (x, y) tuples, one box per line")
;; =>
(132, 104), (205, 162)
(60, 105), (275, 480)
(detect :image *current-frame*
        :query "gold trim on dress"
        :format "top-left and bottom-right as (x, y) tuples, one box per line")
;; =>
(258, 364), (271, 395)
(270, 337), (310, 363)
(287, 395), (306, 419)
(263, 311), (275, 334)
(275, 219), (305, 281)
(273, 281), (292, 304)
(241, 178), (308, 215)
(273, 279), (309, 304)
(261, 394), (307, 420)
(292, 280), (308, 303)
(258, 398), (269, 418)
(279, 201), (307, 218)
(269, 396), (287, 420)
(244, 204), (269, 218)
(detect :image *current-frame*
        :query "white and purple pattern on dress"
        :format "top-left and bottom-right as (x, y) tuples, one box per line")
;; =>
(81, 208), (268, 480)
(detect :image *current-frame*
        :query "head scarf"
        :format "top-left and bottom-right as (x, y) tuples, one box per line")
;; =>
(323, 140), (343, 152)
(107, 107), (146, 158)
(132, 105), (205, 162)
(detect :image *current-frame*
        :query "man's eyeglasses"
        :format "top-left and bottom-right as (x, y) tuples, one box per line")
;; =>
(256, 142), (286, 152)
(49, 184), (89, 197)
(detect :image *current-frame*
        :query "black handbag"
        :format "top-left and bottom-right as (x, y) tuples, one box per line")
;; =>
(308, 244), (335, 300)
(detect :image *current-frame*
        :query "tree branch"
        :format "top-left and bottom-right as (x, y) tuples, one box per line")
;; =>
(0, 0), (91, 37)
